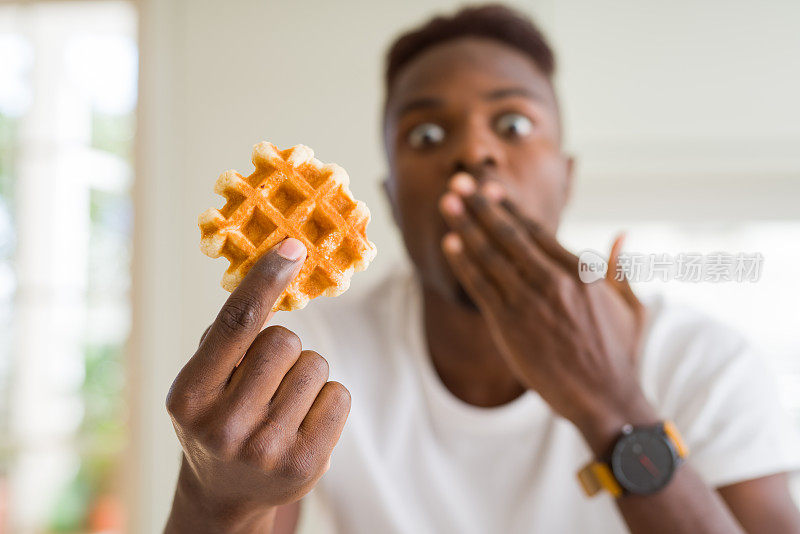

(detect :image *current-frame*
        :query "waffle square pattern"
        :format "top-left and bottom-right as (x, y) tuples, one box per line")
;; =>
(199, 142), (377, 311)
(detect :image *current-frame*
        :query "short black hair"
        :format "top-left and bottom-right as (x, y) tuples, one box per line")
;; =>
(385, 4), (556, 92)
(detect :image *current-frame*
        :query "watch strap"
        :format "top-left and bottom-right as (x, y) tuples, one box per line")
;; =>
(663, 420), (689, 458)
(577, 461), (623, 498)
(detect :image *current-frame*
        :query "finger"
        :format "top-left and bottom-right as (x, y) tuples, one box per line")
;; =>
(189, 238), (307, 394)
(451, 178), (558, 290)
(607, 232), (626, 286)
(485, 187), (580, 276)
(199, 325), (212, 346)
(266, 350), (330, 433)
(260, 310), (277, 334)
(606, 232), (641, 310)
(441, 233), (504, 311)
(296, 381), (351, 461)
(608, 232), (624, 268)
(233, 309), (276, 368)
(439, 193), (525, 302)
(224, 326), (303, 418)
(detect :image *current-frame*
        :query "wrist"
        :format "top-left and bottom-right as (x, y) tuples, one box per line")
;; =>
(574, 387), (660, 458)
(165, 456), (276, 534)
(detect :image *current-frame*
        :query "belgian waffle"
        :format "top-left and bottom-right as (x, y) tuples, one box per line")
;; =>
(199, 142), (377, 311)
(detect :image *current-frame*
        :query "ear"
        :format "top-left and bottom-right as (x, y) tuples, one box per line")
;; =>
(562, 154), (576, 207)
(381, 175), (401, 227)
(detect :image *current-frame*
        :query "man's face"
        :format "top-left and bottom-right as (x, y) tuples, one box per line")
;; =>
(384, 37), (573, 301)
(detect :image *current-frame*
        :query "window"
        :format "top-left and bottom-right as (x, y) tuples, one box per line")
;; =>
(0, 2), (136, 531)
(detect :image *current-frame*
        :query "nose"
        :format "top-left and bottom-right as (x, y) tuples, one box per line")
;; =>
(451, 122), (501, 180)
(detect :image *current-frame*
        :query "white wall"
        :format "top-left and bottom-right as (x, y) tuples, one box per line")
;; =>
(552, 0), (800, 222)
(131, 1), (800, 531)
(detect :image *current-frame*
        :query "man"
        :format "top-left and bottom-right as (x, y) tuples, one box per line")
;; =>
(164, 5), (800, 533)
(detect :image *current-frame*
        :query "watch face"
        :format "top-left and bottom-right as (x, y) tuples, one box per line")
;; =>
(611, 428), (676, 494)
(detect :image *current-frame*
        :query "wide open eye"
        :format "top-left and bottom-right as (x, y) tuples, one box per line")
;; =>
(494, 112), (533, 139)
(407, 122), (445, 149)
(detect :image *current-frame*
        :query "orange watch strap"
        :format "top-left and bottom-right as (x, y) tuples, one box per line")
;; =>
(577, 461), (623, 498)
(663, 420), (689, 458)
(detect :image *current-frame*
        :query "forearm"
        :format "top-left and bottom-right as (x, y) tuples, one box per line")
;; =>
(577, 395), (744, 534)
(615, 466), (743, 534)
(164, 457), (277, 534)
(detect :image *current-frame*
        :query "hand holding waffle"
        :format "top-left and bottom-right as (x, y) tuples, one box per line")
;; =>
(165, 244), (351, 530)
(165, 142), (371, 530)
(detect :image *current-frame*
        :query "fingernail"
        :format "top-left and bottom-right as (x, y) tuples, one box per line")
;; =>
(443, 233), (463, 252)
(482, 181), (504, 201)
(440, 193), (464, 215)
(450, 173), (476, 195)
(276, 237), (306, 261)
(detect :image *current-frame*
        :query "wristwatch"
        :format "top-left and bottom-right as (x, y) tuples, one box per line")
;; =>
(577, 420), (688, 498)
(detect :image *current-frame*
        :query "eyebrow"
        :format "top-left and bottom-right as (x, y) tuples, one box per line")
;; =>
(483, 86), (544, 102)
(397, 96), (445, 116)
(396, 86), (543, 117)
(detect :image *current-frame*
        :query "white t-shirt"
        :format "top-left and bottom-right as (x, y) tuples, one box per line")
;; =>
(277, 266), (800, 534)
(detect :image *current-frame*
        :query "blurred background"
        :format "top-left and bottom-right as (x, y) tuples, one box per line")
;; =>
(0, 0), (797, 532)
